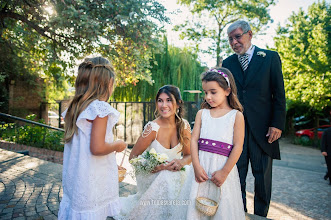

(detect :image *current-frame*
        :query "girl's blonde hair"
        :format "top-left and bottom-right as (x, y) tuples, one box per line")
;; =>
(200, 67), (243, 112)
(154, 85), (189, 151)
(64, 57), (116, 143)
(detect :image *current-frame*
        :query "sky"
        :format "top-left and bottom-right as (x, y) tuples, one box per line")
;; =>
(159, 0), (329, 68)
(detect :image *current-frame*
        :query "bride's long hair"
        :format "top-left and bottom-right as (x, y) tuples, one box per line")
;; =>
(154, 85), (189, 151)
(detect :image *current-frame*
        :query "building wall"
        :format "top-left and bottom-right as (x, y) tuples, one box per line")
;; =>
(8, 78), (45, 118)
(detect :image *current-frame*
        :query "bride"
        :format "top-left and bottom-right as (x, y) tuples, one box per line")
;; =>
(117, 85), (192, 220)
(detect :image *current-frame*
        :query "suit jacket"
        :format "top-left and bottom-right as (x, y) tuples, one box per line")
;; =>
(321, 128), (331, 155)
(223, 46), (286, 159)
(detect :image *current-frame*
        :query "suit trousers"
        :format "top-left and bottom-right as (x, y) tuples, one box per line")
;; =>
(237, 121), (273, 217)
(325, 156), (331, 184)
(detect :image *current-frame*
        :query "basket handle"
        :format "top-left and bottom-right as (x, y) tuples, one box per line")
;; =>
(119, 146), (128, 167)
(197, 180), (222, 202)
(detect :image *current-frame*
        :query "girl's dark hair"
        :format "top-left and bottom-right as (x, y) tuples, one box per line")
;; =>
(200, 67), (243, 112)
(155, 85), (189, 150)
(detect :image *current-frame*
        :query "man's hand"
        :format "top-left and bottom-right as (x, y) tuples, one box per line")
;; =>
(266, 127), (282, 143)
(322, 152), (328, 157)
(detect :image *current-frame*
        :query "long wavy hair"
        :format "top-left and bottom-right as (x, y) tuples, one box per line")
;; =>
(154, 85), (189, 150)
(200, 67), (243, 112)
(64, 56), (116, 143)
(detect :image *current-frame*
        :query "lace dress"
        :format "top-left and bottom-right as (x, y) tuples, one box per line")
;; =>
(178, 109), (245, 220)
(116, 121), (190, 220)
(58, 100), (121, 220)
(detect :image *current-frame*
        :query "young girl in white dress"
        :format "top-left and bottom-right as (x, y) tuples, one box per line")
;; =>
(179, 67), (246, 219)
(117, 85), (192, 220)
(58, 57), (127, 220)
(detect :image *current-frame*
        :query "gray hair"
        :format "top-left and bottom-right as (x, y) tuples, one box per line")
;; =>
(227, 20), (251, 35)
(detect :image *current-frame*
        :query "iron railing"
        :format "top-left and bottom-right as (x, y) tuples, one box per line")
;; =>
(0, 112), (64, 132)
(0, 112), (64, 152)
(1, 100), (199, 147)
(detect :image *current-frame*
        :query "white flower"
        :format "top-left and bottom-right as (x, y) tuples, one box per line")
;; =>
(257, 51), (266, 57)
(140, 158), (147, 166)
(149, 148), (157, 155)
(129, 157), (141, 164)
(157, 153), (169, 163)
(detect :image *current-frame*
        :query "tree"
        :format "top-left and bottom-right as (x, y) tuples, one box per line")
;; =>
(274, 1), (331, 113)
(175, 0), (275, 67)
(112, 36), (206, 102)
(0, 0), (168, 108)
(274, 1), (331, 142)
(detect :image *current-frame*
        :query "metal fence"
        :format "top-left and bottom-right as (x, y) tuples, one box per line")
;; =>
(11, 100), (200, 147)
(109, 101), (199, 145)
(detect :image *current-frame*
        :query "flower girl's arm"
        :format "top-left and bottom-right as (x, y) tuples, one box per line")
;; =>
(191, 110), (202, 168)
(180, 128), (192, 166)
(129, 125), (156, 160)
(222, 111), (245, 173)
(191, 110), (208, 182)
(90, 116), (127, 156)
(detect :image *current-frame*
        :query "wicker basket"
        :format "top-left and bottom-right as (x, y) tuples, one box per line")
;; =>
(118, 148), (128, 182)
(118, 166), (127, 182)
(195, 182), (221, 216)
(195, 197), (219, 216)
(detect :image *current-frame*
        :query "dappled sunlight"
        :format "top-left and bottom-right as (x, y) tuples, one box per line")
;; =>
(244, 148), (330, 220)
(246, 192), (314, 220)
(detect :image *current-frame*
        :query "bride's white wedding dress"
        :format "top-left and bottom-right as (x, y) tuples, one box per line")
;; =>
(116, 121), (190, 220)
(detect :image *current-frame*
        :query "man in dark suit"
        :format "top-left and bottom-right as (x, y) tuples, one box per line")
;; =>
(321, 127), (331, 185)
(222, 20), (286, 217)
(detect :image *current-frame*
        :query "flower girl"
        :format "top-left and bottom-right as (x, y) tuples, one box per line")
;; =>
(179, 68), (246, 219)
(58, 56), (126, 219)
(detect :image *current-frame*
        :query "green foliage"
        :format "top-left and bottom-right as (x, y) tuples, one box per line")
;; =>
(0, 0), (168, 97)
(112, 37), (206, 101)
(175, 0), (275, 66)
(274, 1), (331, 112)
(0, 115), (64, 151)
(292, 136), (321, 148)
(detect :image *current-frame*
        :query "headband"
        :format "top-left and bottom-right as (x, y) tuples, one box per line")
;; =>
(209, 69), (230, 88)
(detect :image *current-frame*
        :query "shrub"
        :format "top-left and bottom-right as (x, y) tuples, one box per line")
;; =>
(0, 114), (64, 151)
(292, 136), (321, 148)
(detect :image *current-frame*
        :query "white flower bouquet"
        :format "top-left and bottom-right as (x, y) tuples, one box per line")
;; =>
(129, 148), (169, 175)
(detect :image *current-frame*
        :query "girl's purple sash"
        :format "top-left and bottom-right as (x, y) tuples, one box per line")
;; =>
(198, 138), (233, 157)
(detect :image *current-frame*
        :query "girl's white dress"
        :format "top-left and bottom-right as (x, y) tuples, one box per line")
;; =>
(179, 109), (245, 219)
(58, 100), (121, 220)
(116, 121), (190, 220)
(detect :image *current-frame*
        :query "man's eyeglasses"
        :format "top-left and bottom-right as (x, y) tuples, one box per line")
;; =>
(228, 31), (249, 43)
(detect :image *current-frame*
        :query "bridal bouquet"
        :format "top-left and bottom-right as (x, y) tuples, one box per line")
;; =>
(129, 148), (169, 175)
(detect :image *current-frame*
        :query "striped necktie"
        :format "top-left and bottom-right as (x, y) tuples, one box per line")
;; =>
(239, 53), (249, 71)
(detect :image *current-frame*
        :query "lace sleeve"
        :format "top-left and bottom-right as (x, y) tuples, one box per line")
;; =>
(142, 121), (160, 138)
(76, 100), (120, 134)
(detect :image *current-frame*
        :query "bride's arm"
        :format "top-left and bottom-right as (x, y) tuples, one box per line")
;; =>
(129, 124), (156, 160)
